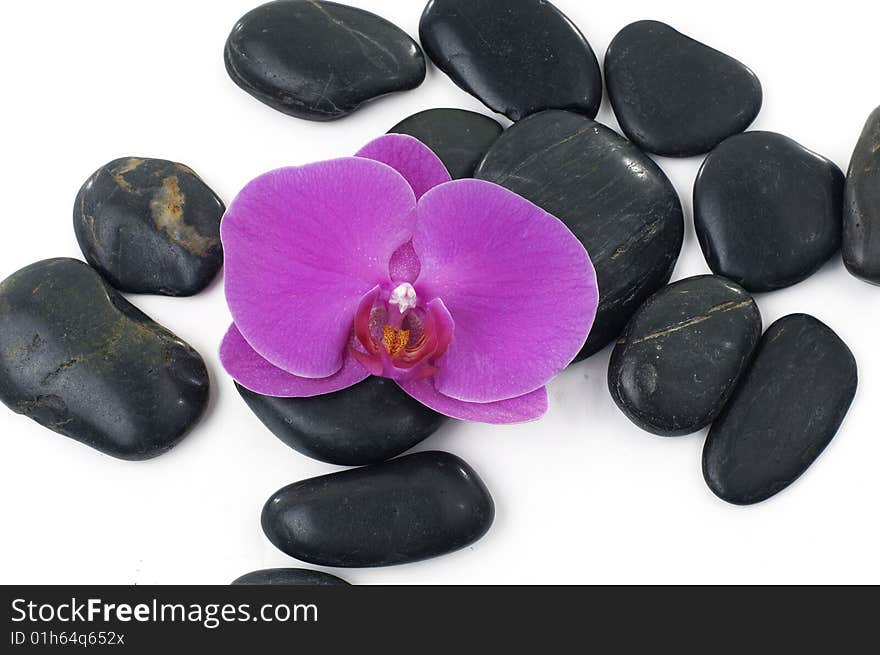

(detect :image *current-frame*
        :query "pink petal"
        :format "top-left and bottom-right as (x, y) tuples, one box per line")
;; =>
(413, 179), (598, 403)
(398, 378), (548, 424)
(222, 158), (417, 378)
(220, 324), (369, 397)
(356, 134), (451, 200)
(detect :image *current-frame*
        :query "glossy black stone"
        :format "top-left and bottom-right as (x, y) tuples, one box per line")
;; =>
(608, 275), (762, 436)
(694, 131), (844, 292)
(843, 106), (880, 285)
(605, 20), (762, 157)
(232, 568), (349, 586)
(74, 157), (225, 296)
(703, 314), (857, 505)
(225, 0), (425, 121)
(262, 451), (494, 567)
(389, 108), (503, 179)
(476, 110), (684, 358)
(419, 0), (602, 121)
(236, 377), (445, 466)
(0, 259), (209, 460)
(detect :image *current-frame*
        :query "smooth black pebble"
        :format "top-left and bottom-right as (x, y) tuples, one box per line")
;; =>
(225, 0), (426, 121)
(605, 20), (762, 157)
(476, 110), (684, 358)
(232, 568), (348, 586)
(843, 106), (880, 284)
(608, 275), (762, 436)
(695, 131), (844, 292)
(236, 377), (445, 466)
(74, 157), (225, 296)
(262, 451), (494, 567)
(389, 108), (503, 179)
(419, 0), (602, 121)
(0, 258), (209, 460)
(703, 314), (857, 505)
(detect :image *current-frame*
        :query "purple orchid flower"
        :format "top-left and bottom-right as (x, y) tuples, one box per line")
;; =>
(219, 134), (598, 424)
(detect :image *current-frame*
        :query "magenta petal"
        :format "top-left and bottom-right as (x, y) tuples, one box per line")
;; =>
(220, 324), (369, 397)
(356, 134), (451, 199)
(413, 179), (598, 403)
(222, 158), (417, 378)
(398, 379), (548, 424)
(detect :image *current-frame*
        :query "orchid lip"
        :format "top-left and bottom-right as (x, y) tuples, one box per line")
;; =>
(351, 286), (454, 383)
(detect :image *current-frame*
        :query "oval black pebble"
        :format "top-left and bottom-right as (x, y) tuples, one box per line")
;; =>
(0, 258), (209, 460)
(703, 314), (857, 505)
(476, 110), (684, 358)
(605, 20), (762, 157)
(74, 157), (225, 296)
(843, 106), (880, 285)
(608, 275), (762, 436)
(419, 0), (602, 121)
(389, 108), (503, 179)
(232, 568), (349, 586)
(262, 451), (494, 567)
(236, 377), (445, 466)
(225, 0), (426, 121)
(694, 131), (845, 292)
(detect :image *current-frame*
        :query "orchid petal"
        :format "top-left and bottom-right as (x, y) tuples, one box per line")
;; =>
(221, 324), (369, 397)
(398, 379), (548, 424)
(356, 134), (451, 199)
(222, 158), (417, 378)
(413, 179), (598, 403)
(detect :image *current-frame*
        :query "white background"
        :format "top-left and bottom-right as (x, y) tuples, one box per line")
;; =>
(0, 0), (877, 585)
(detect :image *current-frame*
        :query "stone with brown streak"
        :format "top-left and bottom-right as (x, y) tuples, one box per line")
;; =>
(74, 157), (225, 296)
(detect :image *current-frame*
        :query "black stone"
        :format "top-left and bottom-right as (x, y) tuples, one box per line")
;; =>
(236, 377), (445, 466)
(476, 110), (684, 358)
(608, 275), (762, 436)
(843, 106), (880, 285)
(232, 568), (349, 586)
(0, 258), (209, 460)
(694, 131), (845, 292)
(389, 108), (503, 179)
(74, 157), (225, 296)
(224, 0), (426, 121)
(262, 451), (494, 567)
(703, 314), (857, 505)
(605, 20), (762, 157)
(419, 0), (602, 121)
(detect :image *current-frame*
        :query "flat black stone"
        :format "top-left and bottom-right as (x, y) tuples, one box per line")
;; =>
(605, 20), (762, 157)
(703, 314), (857, 505)
(236, 377), (445, 466)
(608, 275), (762, 436)
(694, 131), (844, 292)
(232, 568), (348, 586)
(389, 108), (503, 179)
(843, 106), (880, 285)
(0, 259), (209, 460)
(419, 0), (602, 121)
(74, 157), (225, 296)
(225, 0), (425, 121)
(476, 110), (684, 358)
(262, 451), (494, 567)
